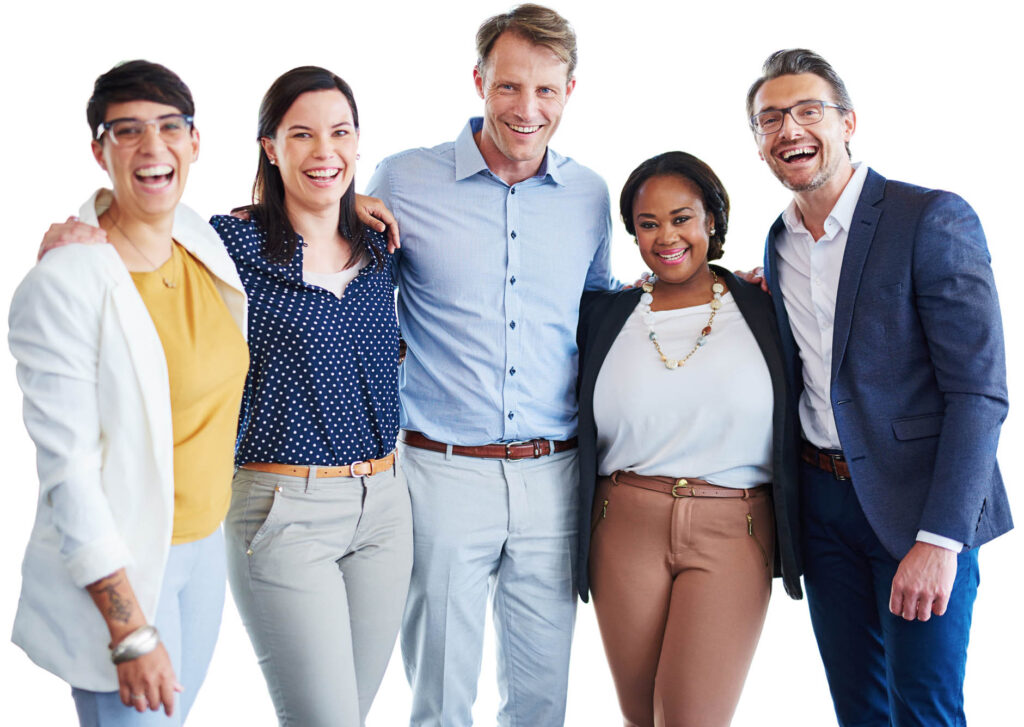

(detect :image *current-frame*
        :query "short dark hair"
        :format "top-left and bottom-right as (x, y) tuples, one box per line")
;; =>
(87, 60), (195, 140)
(619, 151), (730, 262)
(746, 49), (854, 157)
(476, 4), (577, 81)
(252, 66), (379, 270)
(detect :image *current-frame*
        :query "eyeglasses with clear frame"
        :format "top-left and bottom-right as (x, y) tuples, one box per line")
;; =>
(749, 101), (846, 135)
(97, 114), (194, 146)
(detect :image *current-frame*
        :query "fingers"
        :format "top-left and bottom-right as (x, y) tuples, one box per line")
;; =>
(387, 218), (401, 251)
(159, 679), (177, 716)
(38, 218), (108, 260)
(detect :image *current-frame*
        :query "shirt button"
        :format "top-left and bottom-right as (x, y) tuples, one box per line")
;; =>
(510, 276), (516, 285)
(511, 187), (516, 195)
(511, 231), (517, 239)
(509, 321), (516, 329)
(508, 411), (515, 420)
(510, 366), (516, 375)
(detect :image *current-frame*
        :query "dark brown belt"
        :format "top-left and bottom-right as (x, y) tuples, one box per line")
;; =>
(403, 431), (577, 460)
(610, 470), (769, 499)
(800, 441), (851, 480)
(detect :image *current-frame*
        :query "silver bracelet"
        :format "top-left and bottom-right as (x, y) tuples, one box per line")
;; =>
(110, 624), (160, 664)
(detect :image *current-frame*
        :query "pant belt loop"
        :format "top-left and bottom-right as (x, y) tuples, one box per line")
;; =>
(548, 439), (556, 456)
(445, 443), (454, 461)
(306, 465), (318, 493)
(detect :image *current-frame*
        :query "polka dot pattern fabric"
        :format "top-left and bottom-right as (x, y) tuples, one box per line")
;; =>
(211, 215), (400, 466)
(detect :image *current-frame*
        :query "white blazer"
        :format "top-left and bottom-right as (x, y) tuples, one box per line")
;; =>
(8, 190), (247, 691)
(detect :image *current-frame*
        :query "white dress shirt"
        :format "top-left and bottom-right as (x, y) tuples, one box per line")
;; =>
(776, 164), (960, 552)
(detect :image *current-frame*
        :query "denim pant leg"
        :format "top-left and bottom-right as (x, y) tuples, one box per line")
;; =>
(72, 530), (226, 727)
(802, 461), (979, 727)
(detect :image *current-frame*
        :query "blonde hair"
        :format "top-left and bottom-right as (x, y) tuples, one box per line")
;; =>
(475, 4), (577, 81)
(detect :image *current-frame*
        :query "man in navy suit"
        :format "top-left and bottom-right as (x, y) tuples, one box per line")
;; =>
(748, 49), (1011, 726)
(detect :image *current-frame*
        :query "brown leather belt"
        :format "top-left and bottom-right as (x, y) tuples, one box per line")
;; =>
(800, 441), (851, 480)
(241, 451), (396, 478)
(403, 431), (577, 460)
(610, 470), (768, 499)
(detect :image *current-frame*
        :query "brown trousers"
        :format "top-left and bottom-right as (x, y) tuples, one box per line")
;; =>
(589, 474), (774, 727)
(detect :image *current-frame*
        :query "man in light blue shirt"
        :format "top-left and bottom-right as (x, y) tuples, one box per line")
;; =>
(366, 5), (614, 725)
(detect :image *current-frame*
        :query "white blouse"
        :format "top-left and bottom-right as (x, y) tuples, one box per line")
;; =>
(593, 293), (774, 488)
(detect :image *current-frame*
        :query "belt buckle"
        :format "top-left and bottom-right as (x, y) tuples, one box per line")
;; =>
(349, 460), (365, 477)
(671, 478), (692, 498)
(828, 453), (848, 481)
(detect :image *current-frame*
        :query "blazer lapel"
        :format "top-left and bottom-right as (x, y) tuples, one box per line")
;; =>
(105, 262), (174, 481)
(831, 170), (885, 380)
(579, 289), (642, 399)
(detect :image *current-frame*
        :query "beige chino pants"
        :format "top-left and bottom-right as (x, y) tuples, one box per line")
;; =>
(589, 475), (774, 727)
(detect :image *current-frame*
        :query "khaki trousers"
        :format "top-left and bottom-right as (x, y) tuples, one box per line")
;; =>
(589, 474), (774, 727)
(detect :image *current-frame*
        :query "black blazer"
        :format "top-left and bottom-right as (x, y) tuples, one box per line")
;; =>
(575, 266), (803, 601)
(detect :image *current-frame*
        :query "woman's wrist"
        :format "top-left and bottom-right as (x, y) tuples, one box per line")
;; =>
(110, 624), (161, 664)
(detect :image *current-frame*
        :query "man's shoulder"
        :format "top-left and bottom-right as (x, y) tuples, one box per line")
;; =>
(548, 149), (609, 194)
(868, 169), (970, 213)
(377, 140), (457, 173)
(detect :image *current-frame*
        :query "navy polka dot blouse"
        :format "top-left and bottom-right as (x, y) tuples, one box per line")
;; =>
(211, 215), (400, 466)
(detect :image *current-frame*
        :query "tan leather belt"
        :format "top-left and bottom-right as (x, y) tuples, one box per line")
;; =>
(403, 431), (577, 460)
(241, 451), (396, 478)
(610, 470), (768, 499)
(800, 441), (851, 481)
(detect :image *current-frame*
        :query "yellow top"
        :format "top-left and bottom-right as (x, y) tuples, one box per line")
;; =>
(132, 242), (249, 544)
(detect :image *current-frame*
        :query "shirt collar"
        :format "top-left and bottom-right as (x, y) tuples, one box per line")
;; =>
(454, 117), (563, 186)
(782, 161), (868, 237)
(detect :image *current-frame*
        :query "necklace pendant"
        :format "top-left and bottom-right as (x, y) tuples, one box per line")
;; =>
(665, 359), (678, 370)
(162, 278), (176, 289)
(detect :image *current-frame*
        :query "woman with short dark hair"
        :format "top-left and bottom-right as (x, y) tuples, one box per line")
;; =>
(10, 60), (248, 725)
(575, 151), (802, 727)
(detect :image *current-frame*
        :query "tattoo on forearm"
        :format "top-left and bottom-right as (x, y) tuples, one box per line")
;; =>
(99, 585), (133, 623)
(87, 575), (134, 624)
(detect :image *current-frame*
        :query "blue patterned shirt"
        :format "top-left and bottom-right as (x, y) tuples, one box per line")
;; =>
(211, 216), (400, 466)
(367, 118), (615, 445)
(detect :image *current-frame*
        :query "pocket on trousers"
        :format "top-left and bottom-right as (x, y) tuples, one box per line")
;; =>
(230, 474), (289, 552)
(745, 511), (771, 569)
(591, 481), (612, 536)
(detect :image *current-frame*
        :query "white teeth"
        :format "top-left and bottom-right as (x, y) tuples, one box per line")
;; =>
(509, 124), (540, 133)
(136, 165), (173, 177)
(659, 249), (688, 261)
(781, 147), (815, 161)
(305, 168), (340, 178)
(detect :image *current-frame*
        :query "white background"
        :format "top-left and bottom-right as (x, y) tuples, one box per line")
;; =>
(2, 0), (1021, 724)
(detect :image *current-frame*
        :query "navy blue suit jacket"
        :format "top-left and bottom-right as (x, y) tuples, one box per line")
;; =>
(764, 168), (1012, 559)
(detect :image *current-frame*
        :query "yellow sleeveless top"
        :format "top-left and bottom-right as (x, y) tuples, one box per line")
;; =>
(132, 242), (248, 544)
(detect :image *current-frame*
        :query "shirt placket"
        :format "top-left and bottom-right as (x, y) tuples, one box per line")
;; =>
(810, 225), (837, 442)
(502, 182), (522, 441)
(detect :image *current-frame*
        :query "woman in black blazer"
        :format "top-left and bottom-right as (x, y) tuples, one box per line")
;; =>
(575, 152), (802, 727)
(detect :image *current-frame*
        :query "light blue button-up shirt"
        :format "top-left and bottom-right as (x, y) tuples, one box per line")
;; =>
(366, 118), (615, 445)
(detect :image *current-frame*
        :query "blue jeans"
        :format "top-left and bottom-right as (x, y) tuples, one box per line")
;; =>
(72, 529), (226, 726)
(399, 442), (579, 727)
(801, 461), (979, 727)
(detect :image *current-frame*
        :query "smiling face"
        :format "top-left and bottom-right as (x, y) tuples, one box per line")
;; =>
(261, 88), (358, 214)
(753, 73), (855, 194)
(91, 100), (198, 224)
(474, 31), (575, 183)
(633, 174), (713, 289)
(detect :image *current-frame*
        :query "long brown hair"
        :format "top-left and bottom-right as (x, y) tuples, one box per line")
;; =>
(251, 66), (381, 269)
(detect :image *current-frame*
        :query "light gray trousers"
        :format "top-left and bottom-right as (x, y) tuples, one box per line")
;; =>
(226, 463), (413, 727)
